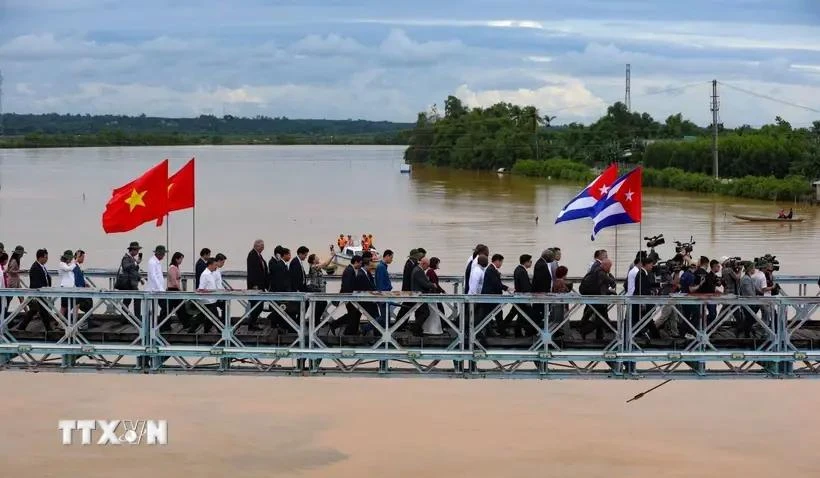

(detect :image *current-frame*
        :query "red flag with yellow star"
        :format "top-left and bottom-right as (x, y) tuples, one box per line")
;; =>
(156, 158), (195, 226)
(102, 160), (169, 233)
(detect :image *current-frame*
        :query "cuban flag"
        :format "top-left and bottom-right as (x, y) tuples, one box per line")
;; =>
(590, 167), (642, 240)
(555, 164), (618, 223)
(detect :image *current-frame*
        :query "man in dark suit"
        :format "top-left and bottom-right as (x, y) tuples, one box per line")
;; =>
(354, 252), (380, 328)
(245, 240), (267, 331)
(290, 246), (309, 292)
(409, 257), (437, 335)
(531, 248), (554, 325)
(632, 257), (661, 339)
(330, 255), (363, 335)
(267, 246), (293, 331)
(480, 254), (509, 335)
(579, 258), (615, 340)
(501, 254), (536, 336)
(397, 249), (421, 330)
(268, 246), (292, 293)
(15, 248), (52, 331)
(195, 248), (211, 289)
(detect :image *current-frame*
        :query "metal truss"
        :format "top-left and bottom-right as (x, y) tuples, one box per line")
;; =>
(1, 289), (819, 379)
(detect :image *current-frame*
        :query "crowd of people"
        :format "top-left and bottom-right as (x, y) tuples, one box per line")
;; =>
(0, 240), (814, 340)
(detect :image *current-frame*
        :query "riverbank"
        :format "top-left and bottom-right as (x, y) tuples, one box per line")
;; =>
(512, 159), (815, 202)
(0, 132), (410, 148)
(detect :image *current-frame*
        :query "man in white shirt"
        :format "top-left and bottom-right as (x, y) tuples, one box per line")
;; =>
(57, 249), (77, 317)
(467, 255), (489, 297)
(752, 260), (773, 322)
(464, 244), (489, 294)
(194, 258), (220, 333)
(548, 247), (562, 291)
(213, 253), (227, 319)
(145, 245), (167, 325)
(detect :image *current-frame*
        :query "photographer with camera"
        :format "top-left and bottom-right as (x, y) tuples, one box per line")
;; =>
(738, 262), (762, 338)
(699, 258), (721, 324)
(678, 262), (702, 334)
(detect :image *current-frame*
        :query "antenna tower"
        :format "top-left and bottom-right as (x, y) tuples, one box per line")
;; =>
(0, 68), (4, 137)
(625, 64), (631, 111)
(710, 79), (720, 179)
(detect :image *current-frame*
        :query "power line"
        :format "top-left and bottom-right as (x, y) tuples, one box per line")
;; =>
(719, 81), (820, 114)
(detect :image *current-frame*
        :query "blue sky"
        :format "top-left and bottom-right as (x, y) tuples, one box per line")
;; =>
(1, 0), (819, 126)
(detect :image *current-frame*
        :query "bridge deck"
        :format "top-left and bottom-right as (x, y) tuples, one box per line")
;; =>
(2, 288), (819, 379)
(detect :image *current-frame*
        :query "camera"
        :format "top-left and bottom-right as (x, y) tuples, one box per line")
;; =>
(644, 234), (665, 249)
(724, 256), (743, 271)
(754, 254), (780, 272)
(674, 236), (696, 254)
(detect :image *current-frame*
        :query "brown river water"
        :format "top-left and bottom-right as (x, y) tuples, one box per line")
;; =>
(0, 145), (818, 477)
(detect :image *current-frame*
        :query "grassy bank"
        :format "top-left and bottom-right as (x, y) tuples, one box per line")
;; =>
(512, 159), (814, 202)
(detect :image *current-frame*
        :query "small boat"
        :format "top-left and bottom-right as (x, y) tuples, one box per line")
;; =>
(332, 244), (381, 266)
(732, 215), (804, 223)
(400, 163), (411, 174)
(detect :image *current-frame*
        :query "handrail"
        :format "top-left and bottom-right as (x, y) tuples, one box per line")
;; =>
(17, 268), (818, 296)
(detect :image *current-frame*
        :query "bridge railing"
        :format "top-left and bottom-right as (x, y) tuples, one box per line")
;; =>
(0, 288), (818, 379)
(21, 268), (820, 297)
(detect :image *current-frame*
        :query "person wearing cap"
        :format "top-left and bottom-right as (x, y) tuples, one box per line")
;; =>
(145, 245), (167, 325)
(55, 249), (77, 318)
(115, 241), (143, 321)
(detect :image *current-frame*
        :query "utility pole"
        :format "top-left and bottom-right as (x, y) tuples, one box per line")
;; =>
(0, 68), (4, 137)
(710, 79), (720, 179)
(625, 64), (631, 111)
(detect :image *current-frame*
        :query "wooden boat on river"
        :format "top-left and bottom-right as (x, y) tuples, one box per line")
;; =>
(732, 214), (805, 223)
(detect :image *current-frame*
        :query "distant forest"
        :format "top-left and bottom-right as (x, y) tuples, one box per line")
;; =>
(0, 113), (414, 147)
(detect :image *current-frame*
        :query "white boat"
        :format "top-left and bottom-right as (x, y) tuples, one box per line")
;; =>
(400, 163), (411, 174)
(332, 244), (381, 266)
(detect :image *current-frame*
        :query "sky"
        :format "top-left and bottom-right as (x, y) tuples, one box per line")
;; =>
(1, 0), (819, 126)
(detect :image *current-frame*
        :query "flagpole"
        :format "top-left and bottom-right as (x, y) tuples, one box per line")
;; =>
(192, 204), (196, 280)
(165, 213), (170, 269)
(191, 157), (196, 287)
(614, 227), (619, 278)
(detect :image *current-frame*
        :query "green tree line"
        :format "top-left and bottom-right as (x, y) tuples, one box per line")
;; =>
(1, 129), (410, 149)
(513, 159), (812, 201)
(1, 113), (412, 136)
(404, 96), (820, 186)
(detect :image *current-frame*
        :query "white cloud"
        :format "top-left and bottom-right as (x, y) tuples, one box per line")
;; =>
(454, 80), (607, 119)
(525, 56), (553, 63)
(353, 17), (820, 52)
(378, 29), (464, 64)
(15, 83), (34, 95)
(290, 34), (366, 57)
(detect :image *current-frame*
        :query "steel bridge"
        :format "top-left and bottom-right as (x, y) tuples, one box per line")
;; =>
(1, 271), (818, 379)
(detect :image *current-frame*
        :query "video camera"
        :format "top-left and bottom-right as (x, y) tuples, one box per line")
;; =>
(723, 256), (744, 272)
(644, 234), (665, 249)
(754, 254), (780, 272)
(674, 236), (696, 255)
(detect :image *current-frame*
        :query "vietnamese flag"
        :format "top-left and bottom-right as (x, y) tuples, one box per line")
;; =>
(156, 158), (195, 226)
(102, 160), (169, 233)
